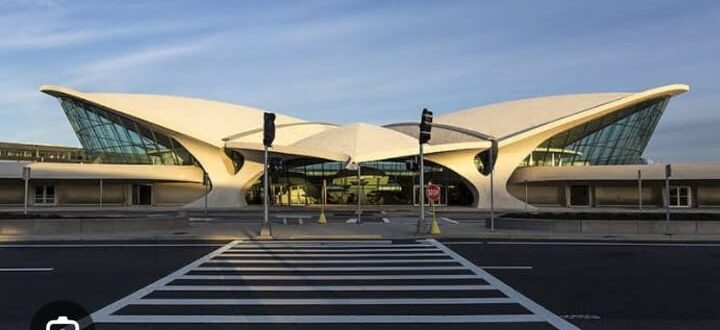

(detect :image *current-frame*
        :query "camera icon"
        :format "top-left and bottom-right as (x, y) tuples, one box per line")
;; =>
(46, 316), (79, 330)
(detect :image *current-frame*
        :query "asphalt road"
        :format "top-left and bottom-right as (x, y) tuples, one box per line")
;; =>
(1, 239), (719, 329)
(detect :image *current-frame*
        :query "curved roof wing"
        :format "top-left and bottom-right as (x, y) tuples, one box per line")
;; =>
(40, 85), (304, 147)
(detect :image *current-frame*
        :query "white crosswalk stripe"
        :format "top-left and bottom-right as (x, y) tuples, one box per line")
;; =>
(89, 239), (579, 329)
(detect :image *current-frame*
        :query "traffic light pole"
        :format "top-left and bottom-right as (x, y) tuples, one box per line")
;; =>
(259, 112), (276, 239)
(417, 143), (425, 234)
(264, 145), (269, 226)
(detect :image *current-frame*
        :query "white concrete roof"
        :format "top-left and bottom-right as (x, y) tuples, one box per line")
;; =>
(291, 123), (419, 164)
(433, 84), (689, 141)
(40, 85), (303, 147)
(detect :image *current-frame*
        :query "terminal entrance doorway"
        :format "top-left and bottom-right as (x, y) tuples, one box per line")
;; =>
(245, 157), (474, 207)
(132, 184), (152, 205)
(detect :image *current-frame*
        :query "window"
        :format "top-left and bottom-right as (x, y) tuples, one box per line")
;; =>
(57, 98), (195, 165)
(520, 98), (669, 167)
(34, 185), (55, 205)
(569, 185), (591, 206)
(669, 186), (691, 208)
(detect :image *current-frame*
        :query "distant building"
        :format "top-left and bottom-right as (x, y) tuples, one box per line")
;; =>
(0, 83), (717, 209)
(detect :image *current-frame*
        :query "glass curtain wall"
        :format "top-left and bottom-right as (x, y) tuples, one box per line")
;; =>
(246, 157), (474, 206)
(520, 97), (669, 167)
(59, 98), (194, 165)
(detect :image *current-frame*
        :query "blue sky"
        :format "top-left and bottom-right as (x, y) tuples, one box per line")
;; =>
(0, 0), (718, 162)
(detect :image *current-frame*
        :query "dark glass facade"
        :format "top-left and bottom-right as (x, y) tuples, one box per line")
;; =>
(58, 98), (194, 165)
(246, 158), (474, 206)
(521, 97), (669, 167)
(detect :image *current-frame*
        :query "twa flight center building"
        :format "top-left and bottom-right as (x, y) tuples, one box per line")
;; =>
(0, 83), (718, 210)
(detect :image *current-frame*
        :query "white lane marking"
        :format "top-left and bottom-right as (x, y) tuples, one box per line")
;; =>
(0, 267), (54, 272)
(179, 274), (482, 280)
(440, 217), (460, 224)
(0, 244), (225, 248)
(157, 285), (494, 291)
(204, 259), (455, 264)
(428, 239), (579, 330)
(227, 248), (438, 252)
(95, 314), (545, 324)
(231, 244), (433, 248)
(382, 218), (390, 223)
(239, 240), (392, 245)
(447, 241), (720, 247)
(561, 314), (601, 320)
(218, 253), (447, 257)
(194, 266), (467, 271)
(483, 266), (533, 270)
(90, 240), (241, 323)
(135, 297), (512, 305)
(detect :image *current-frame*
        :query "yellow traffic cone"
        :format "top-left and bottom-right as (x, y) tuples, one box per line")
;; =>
(318, 209), (327, 224)
(430, 217), (442, 235)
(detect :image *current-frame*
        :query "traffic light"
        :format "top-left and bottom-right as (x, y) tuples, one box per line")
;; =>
(419, 108), (433, 144)
(478, 139), (498, 176)
(263, 112), (276, 147)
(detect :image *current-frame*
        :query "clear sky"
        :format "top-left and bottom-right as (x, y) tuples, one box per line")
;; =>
(1, 0), (718, 162)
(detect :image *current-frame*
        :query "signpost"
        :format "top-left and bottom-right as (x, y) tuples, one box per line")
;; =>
(426, 183), (441, 235)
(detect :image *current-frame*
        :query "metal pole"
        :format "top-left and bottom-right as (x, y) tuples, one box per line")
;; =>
(204, 175), (209, 215)
(638, 169), (642, 211)
(524, 179), (528, 210)
(264, 145), (269, 226)
(23, 167), (29, 215)
(323, 179), (327, 208)
(99, 179), (103, 208)
(489, 144), (495, 232)
(417, 144), (425, 234)
(357, 164), (362, 224)
(665, 169), (671, 233)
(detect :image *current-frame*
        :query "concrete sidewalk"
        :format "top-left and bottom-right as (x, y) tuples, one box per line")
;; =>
(2, 216), (720, 242)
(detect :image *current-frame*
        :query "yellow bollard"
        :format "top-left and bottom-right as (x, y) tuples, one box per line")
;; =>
(318, 209), (327, 224)
(430, 201), (441, 235)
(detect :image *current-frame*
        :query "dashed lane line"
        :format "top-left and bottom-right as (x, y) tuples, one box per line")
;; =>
(0, 267), (54, 272)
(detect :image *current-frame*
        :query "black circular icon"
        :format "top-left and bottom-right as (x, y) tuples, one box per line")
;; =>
(30, 300), (94, 330)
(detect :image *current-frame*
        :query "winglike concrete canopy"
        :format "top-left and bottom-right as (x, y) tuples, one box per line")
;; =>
(292, 123), (418, 164)
(40, 85), (303, 147)
(435, 84), (689, 143)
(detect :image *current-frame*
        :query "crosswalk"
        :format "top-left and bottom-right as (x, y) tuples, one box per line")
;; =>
(90, 239), (578, 329)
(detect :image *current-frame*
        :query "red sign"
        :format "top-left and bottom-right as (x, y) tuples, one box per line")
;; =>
(426, 184), (441, 202)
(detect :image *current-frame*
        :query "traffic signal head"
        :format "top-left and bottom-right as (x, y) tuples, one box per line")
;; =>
(263, 112), (276, 147)
(419, 108), (433, 144)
